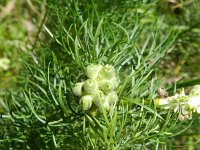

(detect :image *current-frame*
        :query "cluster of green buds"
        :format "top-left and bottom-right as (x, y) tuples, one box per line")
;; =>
(156, 85), (200, 115)
(73, 64), (120, 112)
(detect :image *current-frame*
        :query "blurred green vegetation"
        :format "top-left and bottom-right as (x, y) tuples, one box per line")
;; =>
(157, 0), (200, 83)
(0, 0), (200, 149)
(0, 0), (44, 90)
(0, 0), (29, 90)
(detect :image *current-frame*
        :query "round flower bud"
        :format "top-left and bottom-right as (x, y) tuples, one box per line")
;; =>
(188, 96), (200, 109)
(189, 85), (200, 97)
(98, 65), (116, 80)
(99, 80), (114, 94)
(93, 90), (106, 107)
(105, 91), (118, 105)
(73, 82), (84, 96)
(79, 95), (93, 111)
(86, 64), (102, 79)
(83, 79), (98, 94)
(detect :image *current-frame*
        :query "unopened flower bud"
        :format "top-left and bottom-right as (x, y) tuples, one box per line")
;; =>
(99, 80), (114, 94)
(105, 91), (118, 104)
(83, 79), (98, 94)
(79, 95), (93, 110)
(86, 64), (102, 79)
(93, 90), (106, 107)
(73, 82), (84, 96)
(188, 96), (200, 109)
(189, 85), (200, 97)
(98, 65), (116, 80)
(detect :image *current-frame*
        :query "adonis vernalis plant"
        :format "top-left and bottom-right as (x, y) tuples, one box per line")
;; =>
(1, 0), (200, 149)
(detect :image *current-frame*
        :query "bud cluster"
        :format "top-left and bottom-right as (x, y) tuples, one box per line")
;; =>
(156, 85), (200, 115)
(73, 64), (120, 112)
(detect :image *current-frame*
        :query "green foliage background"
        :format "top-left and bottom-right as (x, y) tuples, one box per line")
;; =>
(0, 0), (200, 149)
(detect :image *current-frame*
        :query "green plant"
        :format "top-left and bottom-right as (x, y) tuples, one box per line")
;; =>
(1, 0), (200, 149)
